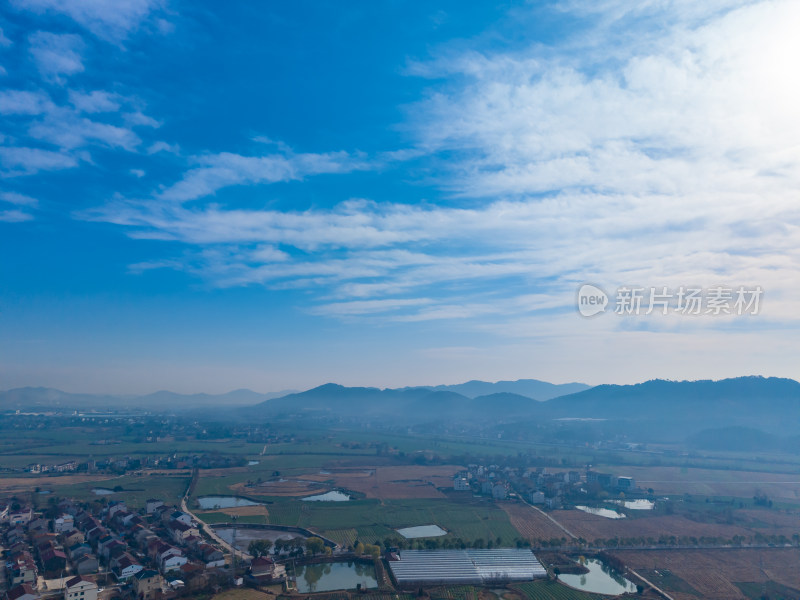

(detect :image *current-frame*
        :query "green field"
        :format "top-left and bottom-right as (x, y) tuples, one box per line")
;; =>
(53, 474), (189, 508)
(427, 585), (478, 600)
(197, 511), (268, 525)
(514, 581), (608, 600)
(259, 497), (520, 545)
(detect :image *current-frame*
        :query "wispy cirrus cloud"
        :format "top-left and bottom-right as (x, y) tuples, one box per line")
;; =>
(28, 31), (85, 82)
(0, 146), (78, 175)
(155, 150), (368, 203)
(84, 0), (800, 333)
(407, 0), (800, 199)
(12, 0), (169, 42)
(68, 89), (122, 113)
(0, 190), (38, 220)
(0, 90), (53, 115)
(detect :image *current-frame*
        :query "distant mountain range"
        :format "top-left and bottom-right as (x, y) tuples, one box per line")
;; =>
(0, 378), (587, 412)
(427, 379), (590, 400)
(5, 377), (800, 442)
(242, 376), (800, 438)
(0, 387), (297, 411)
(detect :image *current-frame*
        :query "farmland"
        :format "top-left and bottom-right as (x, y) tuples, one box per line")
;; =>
(548, 510), (754, 543)
(257, 497), (521, 545)
(612, 548), (800, 600)
(498, 502), (569, 541)
(597, 465), (800, 502)
(513, 581), (609, 600)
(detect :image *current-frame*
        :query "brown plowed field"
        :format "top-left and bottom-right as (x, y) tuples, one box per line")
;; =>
(498, 502), (569, 540)
(550, 510), (753, 541)
(327, 465), (463, 499)
(602, 466), (800, 501)
(613, 548), (800, 600)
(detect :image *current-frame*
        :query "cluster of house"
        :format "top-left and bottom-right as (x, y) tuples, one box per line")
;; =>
(27, 461), (78, 474)
(1, 497), (229, 600)
(23, 454), (245, 477)
(452, 464), (639, 509)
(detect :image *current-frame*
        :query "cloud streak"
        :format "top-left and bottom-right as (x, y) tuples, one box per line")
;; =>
(83, 0), (800, 335)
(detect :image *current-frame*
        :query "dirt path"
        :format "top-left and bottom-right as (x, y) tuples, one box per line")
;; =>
(627, 569), (675, 600)
(522, 499), (577, 540)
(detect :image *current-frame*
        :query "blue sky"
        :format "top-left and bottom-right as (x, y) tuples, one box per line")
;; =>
(1, 0), (799, 394)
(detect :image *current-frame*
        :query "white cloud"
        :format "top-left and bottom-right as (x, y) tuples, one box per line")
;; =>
(12, 0), (167, 42)
(146, 141), (180, 155)
(123, 111), (161, 128)
(408, 1), (800, 200)
(0, 90), (52, 115)
(69, 90), (121, 113)
(0, 146), (78, 175)
(1, 191), (38, 206)
(0, 27), (11, 47)
(130, 168), (145, 178)
(29, 108), (141, 150)
(157, 150), (366, 203)
(0, 208), (33, 222)
(28, 31), (84, 82)
(82, 0), (800, 336)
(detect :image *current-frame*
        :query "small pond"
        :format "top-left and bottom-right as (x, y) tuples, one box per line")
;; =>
(197, 496), (261, 509)
(396, 524), (447, 539)
(302, 491), (350, 502)
(92, 488), (116, 495)
(292, 561), (378, 593)
(558, 558), (637, 595)
(575, 505), (625, 519)
(215, 527), (304, 551)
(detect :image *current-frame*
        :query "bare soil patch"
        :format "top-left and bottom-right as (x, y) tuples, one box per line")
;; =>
(613, 548), (800, 600)
(498, 502), (568, 540)
(605, 466), (800, 501)
(328, 464), (463, 499)
(550, 510), (753, 541)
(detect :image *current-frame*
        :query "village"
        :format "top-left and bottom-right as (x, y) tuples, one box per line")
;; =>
(0, 495), (288, 600)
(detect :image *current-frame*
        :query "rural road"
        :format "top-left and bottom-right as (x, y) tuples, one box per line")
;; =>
(181, 487), (253, 561)
(627, 569), (675, 600)
(524, 499), (578, 539)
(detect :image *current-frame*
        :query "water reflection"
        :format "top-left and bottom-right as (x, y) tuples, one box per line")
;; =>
(293, 561), (378, 593)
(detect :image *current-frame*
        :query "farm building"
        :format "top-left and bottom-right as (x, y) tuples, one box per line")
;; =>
(388, 549), (547, 586)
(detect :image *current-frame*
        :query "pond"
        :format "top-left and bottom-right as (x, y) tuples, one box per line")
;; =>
(396, 524), (447, 539)
(92, 488), (116, 495)
(302, 491), (351, 502)
(609, 499), (654, 510)
(215, 527), (305, 551)
(197, 496), (261, 509)
(248, 460), (260, 465)
(558, 558), (638, 595)
(575, 505), (625, 519)
(292, 561), (378, 593)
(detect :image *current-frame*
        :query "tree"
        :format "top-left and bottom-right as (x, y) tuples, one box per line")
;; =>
(306, 537), (325, 556)
(248, 540), (271, 557)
